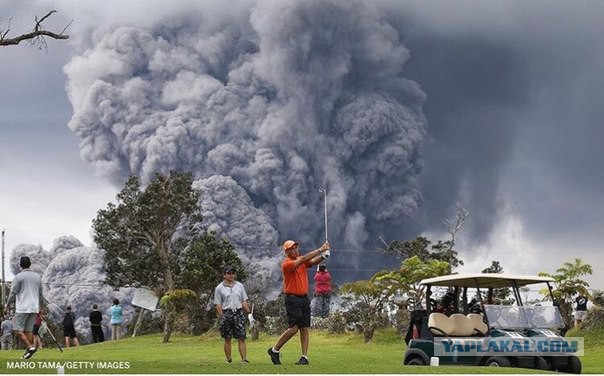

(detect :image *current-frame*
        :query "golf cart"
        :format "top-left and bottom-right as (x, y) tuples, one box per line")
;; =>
(403, 273), (582, 373)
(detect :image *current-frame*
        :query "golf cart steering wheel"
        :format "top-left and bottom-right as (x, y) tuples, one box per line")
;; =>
(429, 298), (437, 311)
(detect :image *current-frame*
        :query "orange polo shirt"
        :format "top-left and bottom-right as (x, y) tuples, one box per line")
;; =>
(282, 256), (310, 296)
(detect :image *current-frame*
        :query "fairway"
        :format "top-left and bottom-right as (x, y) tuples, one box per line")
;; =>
(0, 328), (600, 374)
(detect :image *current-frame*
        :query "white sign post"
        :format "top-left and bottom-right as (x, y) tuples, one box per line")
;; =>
(131, 288), (159, 337)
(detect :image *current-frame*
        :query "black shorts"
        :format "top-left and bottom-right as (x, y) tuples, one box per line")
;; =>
(285, 294), (311, 328)
(64, 325), (77, 338)
(219, 309), (246, 340)
(33, 325), (40, 336)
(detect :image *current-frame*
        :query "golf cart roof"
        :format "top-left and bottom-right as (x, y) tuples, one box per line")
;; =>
(420, 273), (555, 288)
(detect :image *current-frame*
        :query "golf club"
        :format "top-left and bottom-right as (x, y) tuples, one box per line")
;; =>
(318, 188), (330, 259)
(318, 188), (328, 242)
(39, 314), (64, 353)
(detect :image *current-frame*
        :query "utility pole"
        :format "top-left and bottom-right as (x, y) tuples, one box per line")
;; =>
(1, 229), (5, 306)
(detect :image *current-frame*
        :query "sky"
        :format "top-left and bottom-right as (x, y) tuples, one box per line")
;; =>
(1, 0), (604, 299)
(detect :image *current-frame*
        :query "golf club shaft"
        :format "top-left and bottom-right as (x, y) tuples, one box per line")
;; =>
(320, 188), (328, 241)
(39, 314), (64, 353)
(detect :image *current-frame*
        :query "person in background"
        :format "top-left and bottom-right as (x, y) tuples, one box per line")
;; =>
(62, 306), (79, 347)
(267, 239), (330, 366)
(32, 312), (43, 349)
(89, 304), (105, 343)
(109, 299), (123, 340)
(574, 294), (589, 327)
(214, 265), (253, 364)
(313, 264), (332, 318)
(3, 256), (46, 359)
(1, 315), (13, 350)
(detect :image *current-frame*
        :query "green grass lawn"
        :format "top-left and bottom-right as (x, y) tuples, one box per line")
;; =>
(0, 327), (601, 374)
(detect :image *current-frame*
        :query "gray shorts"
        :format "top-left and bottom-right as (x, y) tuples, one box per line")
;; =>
(14, 313), (37, 332)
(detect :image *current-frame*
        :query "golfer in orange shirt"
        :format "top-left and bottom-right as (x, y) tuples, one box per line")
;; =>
(267, 239), (330, 365)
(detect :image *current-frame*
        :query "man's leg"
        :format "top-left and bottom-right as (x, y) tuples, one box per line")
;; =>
(274, 325), (299, 351)
(300, 327), (310, 357)
(14, 331), (32, 349)
(25, 331), (34, 346)
(65, 336), (70, 348)
(296, 296), (312, 363)
(233, 312), (248, 362)
(320, 296), (328, 317)
(223, 338), (232, 361)
(237, 338), (247, 361)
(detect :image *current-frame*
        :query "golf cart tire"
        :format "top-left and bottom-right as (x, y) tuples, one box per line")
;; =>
(406, 357), (426, 366)
(559, 356), (582, 374)
(484, 356), (511, 367)
(534, 356), (550, 371)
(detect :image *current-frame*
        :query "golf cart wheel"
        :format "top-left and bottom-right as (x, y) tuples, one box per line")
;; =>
(535, 356), (550, 370)
(559, 356), (582, 374)
(406, 357), (426, 365)
(485, 356), (511, 367)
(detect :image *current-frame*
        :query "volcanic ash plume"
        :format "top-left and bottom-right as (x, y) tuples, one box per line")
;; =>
(64, 0), (427, 272)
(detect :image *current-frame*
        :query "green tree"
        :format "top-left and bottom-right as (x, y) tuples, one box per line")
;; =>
(341, 256), (450, 342)
(339, 279), (394, 343)
(374, 256), (451, 307)
(93, 172), (201, 293)
(383, 203), (469, 271)
(539, 258), (593, 335)
(382, 205), (469, 271)
(93, 171), (241, 342)
(177, 232), (247, 335)
(384, 236), (464, 271)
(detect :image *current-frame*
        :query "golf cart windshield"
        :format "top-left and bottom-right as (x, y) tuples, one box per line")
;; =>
(484, 305), (564, 330)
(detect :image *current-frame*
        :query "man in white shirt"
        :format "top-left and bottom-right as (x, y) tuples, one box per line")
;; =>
(3, 256), (46, 359)
(214, 266), (253, 364)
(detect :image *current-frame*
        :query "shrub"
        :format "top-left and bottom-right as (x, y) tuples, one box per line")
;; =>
(310, 311), (347, 334)
(592, 290), (604, 307)
(581, 305), (604, 331)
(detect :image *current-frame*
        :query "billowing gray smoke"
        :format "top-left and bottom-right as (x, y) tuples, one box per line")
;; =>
(64, 0), (426, 279)
(9, 237), (134, 340)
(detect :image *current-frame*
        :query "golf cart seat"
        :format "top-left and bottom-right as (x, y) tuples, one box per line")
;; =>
(467, 313), (489, 336)
(450, 313), (475, 336)
(428, 312), (454, 336)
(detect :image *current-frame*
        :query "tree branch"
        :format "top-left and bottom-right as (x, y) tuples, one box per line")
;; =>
(442, 203), (470, 249)
(1, 10), (70, 48)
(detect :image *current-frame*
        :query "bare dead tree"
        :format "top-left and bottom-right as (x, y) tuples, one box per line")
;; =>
(1, 10), (71, 48)
(442, 203), (470, 250)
